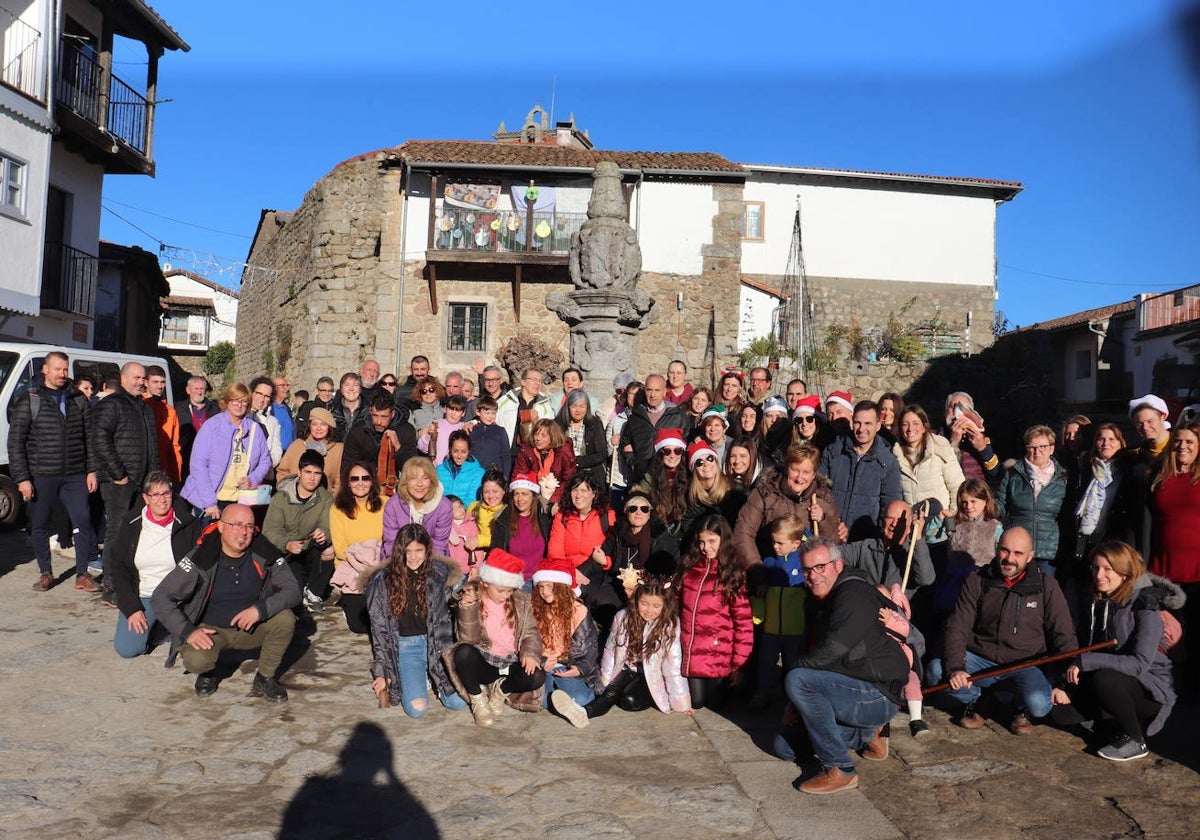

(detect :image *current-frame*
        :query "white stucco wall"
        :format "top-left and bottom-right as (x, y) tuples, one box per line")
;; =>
(164, 272), (239, 345)
(631, 181), (715, 276)
(1061, 332), (1097, 404)
(47, 145), (102, 253)
(738, 284), (781, 351)
(0, 105), (51, 316)
(741, 172), (997, 286)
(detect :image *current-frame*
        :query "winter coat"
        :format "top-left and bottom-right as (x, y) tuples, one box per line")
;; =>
(495, 389), (555, 450)
(1150, 473), (1200, 583)
(409, 402), (444, 434)
(561, 413), (609, 487)
(447, 515), (480, 574)
(819, 433), (903, 541)
(107, 499), (203, 618)
(894, 433), (964, 512)
(566, 608), (602, 692)
(89, 388), (159, 483)
(261, 475), (333, 555)
(176, 399), (219, 477)
(418, 418), (466, 465)
(678, 556), (754, 678)
(760, 550), (809, 636)
(795, 567), (911, 704)
(381, 488), (452, 558)
(513, 443), (577, 505)
(276, 439), (344, 497)
(449, 588), (542, 671)
(343, 421), (420, 479)
(621, 402), (688, 486)
(437, 456), (485, 504)
(468, 423), (511, 476)
(6, 384), (92, 481)
(600, 518), (680, 582)
(996, 459), (1069, 563)
(840, 536), (935, 591)
(1076, 574), (1184, 736)
(679, 483), (749, 545)
(150, 531), (300, 644)
(146, 396), (183, 484)
(732, 469), (840, 568)
(943, 561), (1076, 674)
(330, 397), (369, 439)
(600, 609), (691, 713)
(366, 554), (461, 700)
(488, 504), (552, 555)
(179, 413), (273, 511)
(548, 508), (612, 570)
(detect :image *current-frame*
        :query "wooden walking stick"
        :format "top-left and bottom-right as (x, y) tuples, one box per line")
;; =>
(922, 639), (1118, 696)
(899, 501), (926, 591)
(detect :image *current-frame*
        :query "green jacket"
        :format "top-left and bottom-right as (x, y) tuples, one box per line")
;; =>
(996, 460), (1068, 562)
(262, 476), (333, 555)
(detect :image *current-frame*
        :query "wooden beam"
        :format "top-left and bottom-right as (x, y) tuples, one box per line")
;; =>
(513, 264), (522, 323)
(428, 262), (438, 314)
(427, 173), (438, 250)
(144, 46), (161, 162)
(98, 24), (114, 130)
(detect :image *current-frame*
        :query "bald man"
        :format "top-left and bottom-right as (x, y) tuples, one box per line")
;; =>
(927, 527), (1076, 736)
(839, 499), (934, 593)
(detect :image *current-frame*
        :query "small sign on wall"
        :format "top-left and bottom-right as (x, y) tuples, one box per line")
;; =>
(73, 322), (88, 343)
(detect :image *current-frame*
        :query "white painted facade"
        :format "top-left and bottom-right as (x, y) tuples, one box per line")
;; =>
(631, 181), (715, 276)
(741, 170), (998, 286)
(160, 269), (238, 351)
(738, 283), (782, 351)
(1060, 330), (1098, 404)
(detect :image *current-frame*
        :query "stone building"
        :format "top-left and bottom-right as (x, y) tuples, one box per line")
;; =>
(237, 106), (1021, 393)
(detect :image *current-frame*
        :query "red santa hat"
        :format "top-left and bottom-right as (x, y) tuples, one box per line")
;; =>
(687, 440), (718, 467)
(654, 428), (687, 452)
(479, 548), (526, 589)
(792, 395), (821, 418)
(532, 556), (576, 589)
(509, 472), (540, 494)
(825, 391), (854, 414)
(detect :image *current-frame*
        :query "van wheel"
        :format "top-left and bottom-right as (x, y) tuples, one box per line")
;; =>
(0, 475), (22, 526)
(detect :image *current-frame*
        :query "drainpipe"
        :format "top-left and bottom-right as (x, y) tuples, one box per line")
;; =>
(395, 162), (410, 369)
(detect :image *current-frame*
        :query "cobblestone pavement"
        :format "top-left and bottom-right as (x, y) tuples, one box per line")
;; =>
(0, 527), (1196, 839)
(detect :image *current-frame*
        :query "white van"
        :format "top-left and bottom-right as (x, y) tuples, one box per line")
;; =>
(0, 343), (173, 525)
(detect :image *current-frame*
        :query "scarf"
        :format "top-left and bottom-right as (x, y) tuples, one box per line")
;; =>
(1024, 459), (1055, 499)
(1076, 456), (1114, 536)
(618, 521), (653, 570)
(408, 485), (443, 526)
(377, 434), (397, 496)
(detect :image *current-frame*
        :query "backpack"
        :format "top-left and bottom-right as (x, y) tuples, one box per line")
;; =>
(28, 390), (89, 421)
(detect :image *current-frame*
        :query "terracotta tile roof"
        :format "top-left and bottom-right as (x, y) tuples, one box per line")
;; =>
(390, 140), (746, 174)
(744, 162), (1022, 191)
(1015, 299), (1135, 333)
(162, 294), (214, 310)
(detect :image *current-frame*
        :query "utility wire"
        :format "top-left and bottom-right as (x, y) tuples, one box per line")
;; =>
(101, 204), (163, 245)
(1000, 263), (1184, 288)
(102, 198), (251, 238)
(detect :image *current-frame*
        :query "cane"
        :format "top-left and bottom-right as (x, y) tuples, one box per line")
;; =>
(899, 500), (927, 592)
(922, 640), (1117, 696)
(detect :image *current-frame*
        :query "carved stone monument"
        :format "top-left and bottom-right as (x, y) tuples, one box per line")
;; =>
(547, 161), (654, 393)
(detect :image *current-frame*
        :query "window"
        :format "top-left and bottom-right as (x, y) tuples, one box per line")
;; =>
(1, 153), (27, 216)
(448, 303), (486, 352)
(161, 311), (190, 344)
(742, 202), (764, 240)
(1075, 348), (1092, 380)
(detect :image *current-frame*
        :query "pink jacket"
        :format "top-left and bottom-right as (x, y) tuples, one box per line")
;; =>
(678, 556), (754, 678)
(448, 515), (480, 575)
(600, 609), (691, 714)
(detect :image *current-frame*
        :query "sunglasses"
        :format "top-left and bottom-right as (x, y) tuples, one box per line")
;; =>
(662, 448), (684, 456)
(694, 454), (717, 464)
(348, 475), (373, 483)
(797, 416), (816, 424)
(380, 380), (396, 386)
(625, 504), (651, 514)
(420, 387), (438, 394)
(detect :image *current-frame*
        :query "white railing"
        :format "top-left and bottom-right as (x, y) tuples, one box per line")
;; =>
(1, 8), (45, 102)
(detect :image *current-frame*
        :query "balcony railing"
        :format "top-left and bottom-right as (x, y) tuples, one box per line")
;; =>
(431, 202), (585, 255)
(1138, 285), (1200, 333)
(1, 8), (44, 101)
(41, 243), (98, 317)
(56, 39), (149, 157)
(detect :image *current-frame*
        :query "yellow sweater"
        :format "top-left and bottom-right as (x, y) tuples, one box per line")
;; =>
(330, 499), (385, 565)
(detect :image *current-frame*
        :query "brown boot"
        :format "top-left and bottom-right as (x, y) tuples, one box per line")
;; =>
(1009, 711), (1033, 736)
(799, 767), (859, 795)
(467, 692), (494, 727)
(861, 725), (889, 761)
(74, 574), (100, 593)
(957, 695), (993, 730)
(485, 680), (506, 717)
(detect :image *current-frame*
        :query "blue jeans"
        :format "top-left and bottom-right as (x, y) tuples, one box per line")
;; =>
(543, 666), (595, 708)
(394, 635), (467, 717)
(114, 596), (158, 658)
(785, 668), (896, 772)
(926, 651), (1053, 718)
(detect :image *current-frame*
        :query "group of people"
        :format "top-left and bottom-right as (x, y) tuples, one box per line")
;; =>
(10, 351), (1195, 794)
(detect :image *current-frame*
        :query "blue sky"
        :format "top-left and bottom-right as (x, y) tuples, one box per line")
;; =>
(100, 1), (1200, 329)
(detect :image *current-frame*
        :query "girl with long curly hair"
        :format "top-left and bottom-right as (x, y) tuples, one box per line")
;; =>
(532, 557), (600, 714)
(365, 524), (466, 717)
(676, 515), (754, 710)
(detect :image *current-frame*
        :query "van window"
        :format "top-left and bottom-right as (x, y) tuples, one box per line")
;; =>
(74, 360), (120, 393)
(5, 355), (44, 422)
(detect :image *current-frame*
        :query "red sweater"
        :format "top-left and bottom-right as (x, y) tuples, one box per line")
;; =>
(678, 556), (754, 678)
(1151, 474), (1200, 583)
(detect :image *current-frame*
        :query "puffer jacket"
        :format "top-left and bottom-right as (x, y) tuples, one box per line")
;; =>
(732, 469), (840, 567)
(600, 609), (691, 713)
(7, 384), (92, 481)
(366, 554), (461, 700)
(894, 433), (964, 511)
(621, 402), (688, 486)
(261, 475), (333, 556)
(178, 413), (273, 510)
(840, 536), (935, 591)
(513, 443), (576, 505)
(943, 561), (1076, 673)
(678, 556), (754, 678)
(89, 389), (159, 483)
(996, 460), (1069, 562)
(566, 610), (602, 692)
(436, 452), (486, 504)
(1076, 573), (1184, 736)
(820, 433), (903, 541)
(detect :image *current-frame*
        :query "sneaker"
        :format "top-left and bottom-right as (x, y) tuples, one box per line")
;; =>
(100, 589), (118, 608)
(1097, 734), (1148, 761)
(32, 572), (54, 592)
(302, 587), (325, 613)
(861, 725), (889, 761)
(249, 672), (288, 703)
(324, 587), (342, 608)
(909, 719), (932, 738)
(74, 574), (100, 593)
(87, 556), (104, 577)
(799, 767), (859, 795)
(551, 689), (590, 728)
(1009, 711), (1033, 736)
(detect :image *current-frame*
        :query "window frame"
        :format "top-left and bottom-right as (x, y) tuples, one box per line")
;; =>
(446, 301), (488, 353)
(742, 201), (765, 241)
(160, 310), (191, 344)
(0, 151), (29, 219)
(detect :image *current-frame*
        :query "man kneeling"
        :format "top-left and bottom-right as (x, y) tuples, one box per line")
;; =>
(152, 504), (300, 701)
(785, 538), (910, 794)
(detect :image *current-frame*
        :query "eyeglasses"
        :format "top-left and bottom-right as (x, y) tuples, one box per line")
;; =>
(348, 475), (373, 483)
(1025, 444), (1052, 452)
(317, 387), (334, 394)
(750, 377), (768, 383)
(484, 376), (501, 383)
(144, 491), (172, 499)
(802, 561), (835, 577)
(625, 504), (651, 514)
(253, 390), (273, 399)
(220, 521), (255, 531)
(695, 455), (716, 464)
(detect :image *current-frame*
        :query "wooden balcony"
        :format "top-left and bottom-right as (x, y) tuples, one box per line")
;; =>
(41, 243), (98, 318)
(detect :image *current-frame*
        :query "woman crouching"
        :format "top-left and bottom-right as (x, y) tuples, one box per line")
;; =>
(533, 557), (601, 714)
(366, 524), (467, 717)
(450, 549), (545, 726)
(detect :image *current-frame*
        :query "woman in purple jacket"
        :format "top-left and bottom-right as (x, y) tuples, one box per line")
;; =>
(382, 457), (452, 558)
(179, 383), (273, 521)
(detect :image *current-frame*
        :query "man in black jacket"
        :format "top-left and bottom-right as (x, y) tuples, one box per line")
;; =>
(342, 394), (420, 494)
(151, 503), (300, 701)
(620, 374), (686, 485)
(175, 376), (218, 482)
(6, 351), (100, 592)
(90, 362), (158, 580)
(784, 538), (909, 795)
